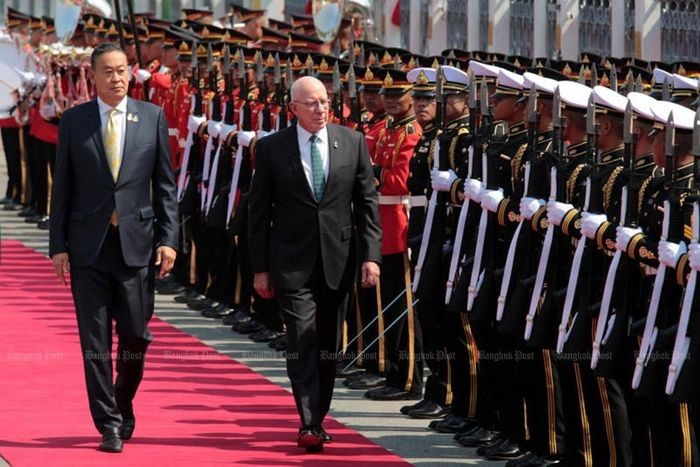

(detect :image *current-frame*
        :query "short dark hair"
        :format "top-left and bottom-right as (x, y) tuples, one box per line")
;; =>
(91, 42), (127, 70)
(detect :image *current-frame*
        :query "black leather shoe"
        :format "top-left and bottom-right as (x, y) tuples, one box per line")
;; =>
(157, 278), (185, 295)
(409, 401), (451, 420)
(520, 455), (561, 466)
(320, 427), (332, 443)
(433, 415), (477, 434)
(18, 206), (36, 217)
(297, 427), (323, 453)
(345, 372), (385, 390)
(98, 427), (123, 453)
(505, 451), (538, 467)
(187, 297), (219, 310)
(223, 309), (248, 325)
(455, 426), (499, 447)
(477, 437), (506, 456)
(251, 329), (283, 343)
(201, 303), (230, 318)
(365, 385), (422, 401)
(3, 200), (23, 211)
(234, 320), (265, 334)
(37, 217), (49, 230)
(485, 439), (524, 460)
(269, 334), (288, 351)
(26, 213), (45, 223)
(0, 197), (11, 205)
(335, 362), (365, 378)
(174, 289), (204, 303)
(400, 399), (429, 415)
(120, 418), (136, 441)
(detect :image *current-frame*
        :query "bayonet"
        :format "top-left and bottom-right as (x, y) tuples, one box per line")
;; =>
(273, 53), (281, 85)
(610, 67), (618, 91)
(591, 65), (598, 87)
(693, 107), (700, 191)
(578, 65), (586, 84)
(553, 86), (563, 157)
(586, 92), (597, 167)
(332, 61), (341, 94)
(625, 70), (634, 95)
(663, 77), (672, 101)
(435, 65), (445, 130)
(348, 64), (357, 99)
(285, 60), (293, 91)
(359, 44), (365, 67)
(665, 111), (676, 190)
(623, 100), (633, 172)
(480, 81), (490, 117)
(635, 74), (643, 93)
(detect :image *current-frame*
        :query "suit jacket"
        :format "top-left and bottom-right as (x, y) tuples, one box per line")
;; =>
(49, 97), (178, 268)
(248, 123), (382, 290)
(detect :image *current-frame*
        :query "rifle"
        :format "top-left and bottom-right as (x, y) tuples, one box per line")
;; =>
(666, 107), (700, 395)
(524, 86), (564, 342)
(445, 71), (477, 305)
(633, 111), (680, 389)
(496, 86), (539, 324)
(175, 42), (203, 202)
(413, 66), (445, 293)
(556, 93), (597, 352)
(347, 65), (361, 130)
(466, 82), (492, 310)
(332, 61), (343, 125)
(273, 53), (283, 131)
(591, 100), (636, 369)
(200, 43), (221, 213)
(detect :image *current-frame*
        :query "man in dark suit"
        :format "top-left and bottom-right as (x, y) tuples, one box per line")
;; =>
(248, 76), (382, 452)
(49, 43), (178, 453)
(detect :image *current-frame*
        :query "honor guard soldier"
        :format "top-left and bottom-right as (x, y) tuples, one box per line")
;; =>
(356, 69), (423, 401)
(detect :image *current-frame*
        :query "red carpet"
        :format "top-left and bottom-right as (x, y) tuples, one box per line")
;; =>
(0, 240), (409, 466)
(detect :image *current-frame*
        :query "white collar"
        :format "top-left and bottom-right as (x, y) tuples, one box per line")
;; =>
(97, 95), (128, 114)
(297, 123), (328, 143)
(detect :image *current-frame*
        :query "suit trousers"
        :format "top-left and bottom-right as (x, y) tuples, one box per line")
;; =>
(1, 127), (22, 201)
(70, 226), (154, 432)
(276, 262), (350, 428)
(26, 134), (48, 214)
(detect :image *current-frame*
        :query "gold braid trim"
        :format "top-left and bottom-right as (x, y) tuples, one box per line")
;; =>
(567, 164), (587, 204)
(448, 136), (459, 171)
(511, 144), (528, 193)
(603, 166), (624, 213)
(427, 139), (436, 166)
(392, 131), (407, 167)
(637, 175), (654, 217)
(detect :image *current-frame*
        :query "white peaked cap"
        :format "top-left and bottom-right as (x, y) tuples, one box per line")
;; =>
(627, 92), (658, 121)
(652, 67), (673, 85)
(441, 65), (470, 88)
(497, 68), (524, 91)
(406, 67), (436, 84)
(672, 73), (698, 91)
(468, 60), (500, 79)
(593, 85), (628, 113)
(558, 81), (593, 109)
(650, 100), (695, 130)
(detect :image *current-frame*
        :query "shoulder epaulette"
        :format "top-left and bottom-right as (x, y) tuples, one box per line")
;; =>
(406, 122), (415, 134)
(457, 127), (469, 136)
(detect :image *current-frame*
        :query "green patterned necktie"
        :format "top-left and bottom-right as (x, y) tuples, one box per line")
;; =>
(310, 134), (325, 200)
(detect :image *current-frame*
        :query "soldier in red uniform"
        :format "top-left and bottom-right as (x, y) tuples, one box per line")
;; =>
(359, 67), (386, 158)
(362, 69), (424, 401)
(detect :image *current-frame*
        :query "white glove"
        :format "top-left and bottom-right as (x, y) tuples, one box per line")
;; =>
(615, 226), (642, 252)
(481, 189), (504, 213)
(135, 69), (152, 83)
(430, 169), (458, 192)
(13, 68), (34, 84)
(688, 243), (700, 271)
(220, 123), (236, 139)
(580, 212), (608, 240)
(39, 103), (56, 120)
(464, 179), (483, 202)
(546, 201), (574, 226)
(658, 240), (686, 269)
(256, 130), (273, 139)
(207, 120), (223, 139)
(187, 115), (206, 133)
(519, 197), (545, 220)
(237, 130), (256, 147)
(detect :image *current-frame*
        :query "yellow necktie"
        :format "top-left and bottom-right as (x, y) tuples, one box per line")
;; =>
(104, 108), (121, 181)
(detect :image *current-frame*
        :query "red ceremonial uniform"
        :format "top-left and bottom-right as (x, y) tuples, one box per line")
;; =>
(373, 114), (421, 255)
(363, 113), (386, 160)
(29, 107), (58, 145)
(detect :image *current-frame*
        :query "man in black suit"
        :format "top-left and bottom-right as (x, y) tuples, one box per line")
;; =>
(248, 76), (382, 452)
(49, 43), (178, 453)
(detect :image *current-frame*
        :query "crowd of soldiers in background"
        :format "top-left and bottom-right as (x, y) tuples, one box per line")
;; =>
(2, 4), (700, 466)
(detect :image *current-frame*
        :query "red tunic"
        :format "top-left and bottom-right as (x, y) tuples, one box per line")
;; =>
(373, 115), (421, 255)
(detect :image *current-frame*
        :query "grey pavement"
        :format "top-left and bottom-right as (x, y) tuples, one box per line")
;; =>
(0, 145), (501, 466)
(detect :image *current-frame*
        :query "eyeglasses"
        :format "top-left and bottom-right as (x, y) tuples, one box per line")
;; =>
(293, 99), (330, 109)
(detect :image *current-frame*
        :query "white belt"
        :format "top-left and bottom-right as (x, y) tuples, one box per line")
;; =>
(168, 128), (179, 136)
(409, 195), (427, 208)
(379, 195), (409, 206)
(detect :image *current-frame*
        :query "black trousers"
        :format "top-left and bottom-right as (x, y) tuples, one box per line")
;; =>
(26, 134), (48, 214)
(1, 126), (22, 201)
(275, 263), (350, 428)
(70, 226), (155, 432)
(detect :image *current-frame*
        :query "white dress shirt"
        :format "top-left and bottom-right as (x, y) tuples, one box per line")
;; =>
(97, 95), (128, 159)
(296, 123), (329, 192)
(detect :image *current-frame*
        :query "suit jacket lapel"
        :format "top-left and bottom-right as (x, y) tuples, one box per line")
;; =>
(117, 98), (140, 185)
(288, 126), (317, 203)
(88, 100), (112, 183)
(322, 124), (340, 203)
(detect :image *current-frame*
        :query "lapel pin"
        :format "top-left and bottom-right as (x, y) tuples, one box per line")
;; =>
(333, 141), (338, 149)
